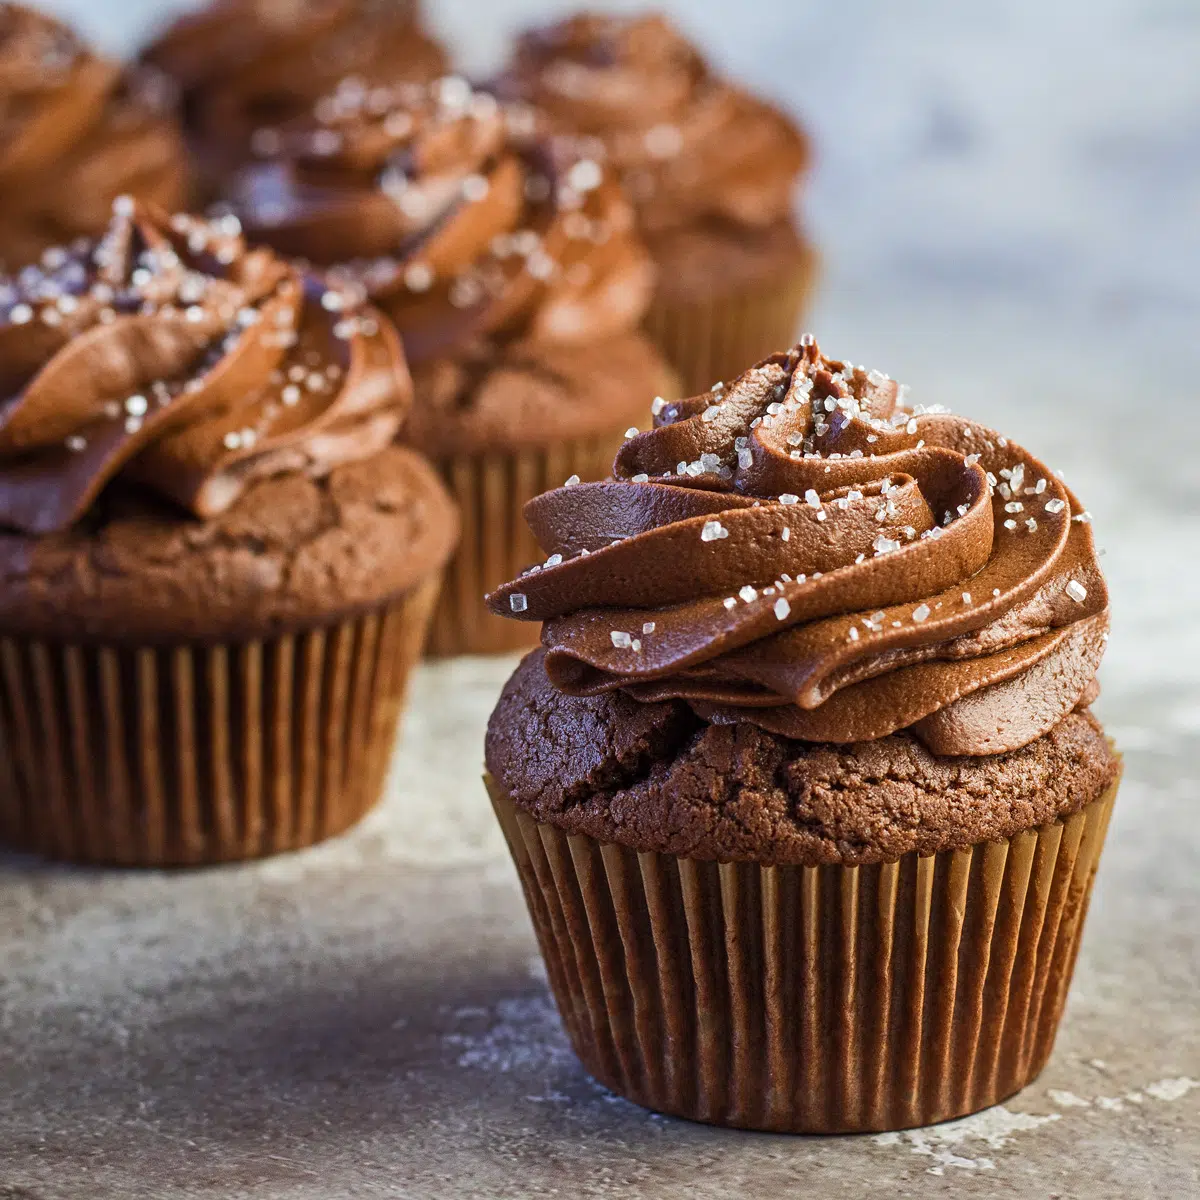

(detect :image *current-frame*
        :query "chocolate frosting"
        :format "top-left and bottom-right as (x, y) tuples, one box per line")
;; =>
(0, 5), (186, 267)
(0, 200), (411, 535)
(233, 74), (656, 365)
(496, 12), (809, 235)
(141, 0), (446, 174)
(487, 341), (1110, 757)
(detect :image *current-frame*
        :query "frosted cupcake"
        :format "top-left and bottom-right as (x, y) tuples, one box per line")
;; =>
(0, 201), (456, 864)
(495, 12), (816, 394)
(484, 339), (1120, 1132)
(231, 75), (675, 655)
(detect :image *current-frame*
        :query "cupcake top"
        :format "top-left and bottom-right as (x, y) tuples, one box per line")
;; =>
(235, 74), (656, 364)
(0, 5), (187, 267)
(141, 0), (447, 174)
(0, 200), (456, 641)
(487, 339), (1110, 760)
(495, 12), (809, 236)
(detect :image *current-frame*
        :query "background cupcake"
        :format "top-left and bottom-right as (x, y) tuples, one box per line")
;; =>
(495, 12), (816, 395)
(0, 4), (187, 269)
(0, 200), (457, 865)
(484, 339), (1120, 1133)
(232, 74), (674, 656)
(141, 0), (447, 199)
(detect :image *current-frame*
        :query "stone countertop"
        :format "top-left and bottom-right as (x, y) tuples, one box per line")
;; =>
(3, 2), (1198, 1197)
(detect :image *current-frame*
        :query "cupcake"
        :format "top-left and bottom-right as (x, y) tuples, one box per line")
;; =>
(483, 339), (1120, 1133)
(231, 75), (674, 656)
(495, 12), (816, 396)
(141, 0), (447, 199)
(0, 5), (187, 269)
(0, 200), (456, 866)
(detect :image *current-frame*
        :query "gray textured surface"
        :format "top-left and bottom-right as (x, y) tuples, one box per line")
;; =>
(3, 2), (1199, 1197)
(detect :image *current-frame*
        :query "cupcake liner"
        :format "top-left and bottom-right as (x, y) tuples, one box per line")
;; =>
(487, 772), (1119, 1133)
(0, 575), (440, 866)
(644, 248), (819, 397)
(427, 437), (622, 657)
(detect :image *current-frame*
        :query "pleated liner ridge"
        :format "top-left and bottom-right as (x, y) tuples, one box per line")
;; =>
(643, 247), (818, 398)
(428, 436), (625, 657)
(0, 575), (441, 866)
(488, 775), (1119, 1134)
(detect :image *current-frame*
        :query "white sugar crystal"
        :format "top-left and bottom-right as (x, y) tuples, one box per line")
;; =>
(65, 435), (87, 452)
(631, 473), (649, 484)
(701, 405), (721, 422)
(723, 597), (737, 610)
(651, 396), (666, 415)
(1066, 579), (1088, 603)
(912, 603), (931, 622)
(700, 520), (728, 542)
(545, 554), (562, 567)
(873, 535), (900, 555)
(564, 474), (580, 486)
(509, 594), (528, 613)
(774, 597), (791, 621)
(778, 493), (799, 506)
(610, 630), (633, 649)
(739, 585), (758, 603)
(962, 592), (972, 604)
(1044, 497), (1066, 514)
(642, 622), (656, 634)
(737, 448), (753, 470)
(780, 527), (790, 542)
(964, 453), (981, 466)
(624, 427), (639, 439)
(125, 394), (148, 416)
(804, 489), (822, 508)
(848, 626), (860, 641)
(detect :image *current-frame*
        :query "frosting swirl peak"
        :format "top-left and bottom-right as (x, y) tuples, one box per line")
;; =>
(235, 73), (655, 364)
(488, 341), (1109, 756)
(0, 200), (410, 534)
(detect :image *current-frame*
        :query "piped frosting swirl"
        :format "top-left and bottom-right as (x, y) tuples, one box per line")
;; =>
(0, 200), (410, 534)
(0, 4), (186, 266)
(487, 341), (1109, 756)
(495, 12), (809, 235)
(233, 73), (656, 364)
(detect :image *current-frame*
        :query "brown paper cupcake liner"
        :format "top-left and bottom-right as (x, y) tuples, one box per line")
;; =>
(644, 248), (819, 397)
(488, 774), (1119, 1133)
(0, 575), (440, 866)
(427, 437), (623, 657)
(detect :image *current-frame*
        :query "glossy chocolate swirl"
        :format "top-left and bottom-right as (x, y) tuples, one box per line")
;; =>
(142, 0), (446, 175)
(0, 200), (410, 534)
(0, 4), (186, 268)
(234, 74), (655, 365)
(488, 341), (1110, 756)
(496, 12), (809, 235)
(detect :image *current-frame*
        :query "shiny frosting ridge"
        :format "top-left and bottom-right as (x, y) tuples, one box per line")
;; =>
(235, 73), (656, 365)
(497, 12), (809, 235)
(0, 4), (186, 265)
(488, 341), (1110, 756)
(0, 200), (410, 535)
(142, 0), (446, 166)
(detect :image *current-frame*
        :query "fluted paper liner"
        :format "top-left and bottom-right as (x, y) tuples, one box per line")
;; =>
(0, 575), (440, 866)
(488, 773), (1119, 1133)
(644, 247), (819, 397)
(428, 436), (626, 657)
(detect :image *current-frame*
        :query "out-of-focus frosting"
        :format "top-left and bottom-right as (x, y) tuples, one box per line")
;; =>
(487, 340), (1110, 756)
(496, 12), (809, 235)
(233, 74), (656, 364)
(0, 200), (410, 534)
(0, 4), (186, 267)
(141, 0), (446, 173)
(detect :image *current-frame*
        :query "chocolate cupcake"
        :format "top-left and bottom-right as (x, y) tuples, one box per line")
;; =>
(484, 339), (1121, 1133)
(496, 12), (816, 395)
(231, 75), (674, 655)
(141, 0), (447, 199)
(0, 5), (187, 269)
(0, 201), (456, 865)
